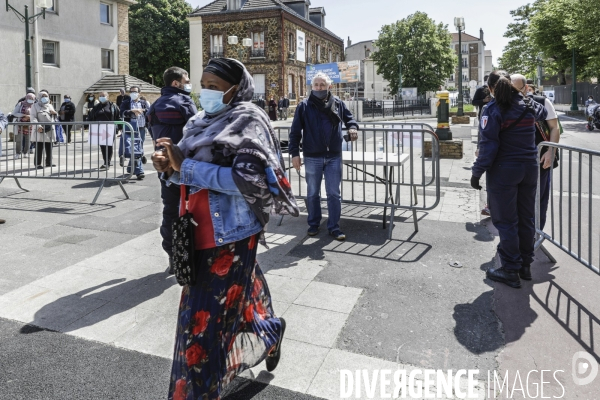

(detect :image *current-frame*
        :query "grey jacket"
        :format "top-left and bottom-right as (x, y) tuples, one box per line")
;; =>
(0, 110), (7, 134)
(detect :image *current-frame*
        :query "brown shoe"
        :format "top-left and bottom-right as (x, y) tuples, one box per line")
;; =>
(0, 219), (5, 224)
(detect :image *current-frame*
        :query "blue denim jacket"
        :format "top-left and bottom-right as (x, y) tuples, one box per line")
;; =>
(167, 158), (263, 246)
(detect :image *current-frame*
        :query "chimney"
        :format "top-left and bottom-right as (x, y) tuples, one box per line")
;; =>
(348, 36), (352, 47)
(480, 28), (484, 41)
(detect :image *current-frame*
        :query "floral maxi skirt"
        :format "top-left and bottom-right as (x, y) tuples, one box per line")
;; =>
(169, 234), (282, 400)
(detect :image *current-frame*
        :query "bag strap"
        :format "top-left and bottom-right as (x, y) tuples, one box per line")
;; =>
(501, 106), (530, 133)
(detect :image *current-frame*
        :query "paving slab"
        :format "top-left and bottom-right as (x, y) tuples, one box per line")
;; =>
(281, 304), (350, 348)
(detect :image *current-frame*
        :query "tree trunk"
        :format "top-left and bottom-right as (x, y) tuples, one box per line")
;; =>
(558, 70), (566, 85)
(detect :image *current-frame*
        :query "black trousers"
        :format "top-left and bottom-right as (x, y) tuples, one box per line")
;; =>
(62, 124), (73, 142)
(159, 177), (181, 258)
(35, 142), (52, 166)
(100, 145), (113, 165)
(486, 161), (538, 270)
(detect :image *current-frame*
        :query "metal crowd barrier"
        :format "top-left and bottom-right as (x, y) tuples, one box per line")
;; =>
(535, 142), (600, 274)
(1, 121), (140, 204)
(276, 123), (441, 238)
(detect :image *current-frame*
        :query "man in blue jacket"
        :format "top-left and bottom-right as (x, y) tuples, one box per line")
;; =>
(289, 72), (359, 240)
(147, 66), (198, 273)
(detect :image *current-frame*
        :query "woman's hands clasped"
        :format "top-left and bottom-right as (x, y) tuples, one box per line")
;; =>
(152, 138), (186, 176)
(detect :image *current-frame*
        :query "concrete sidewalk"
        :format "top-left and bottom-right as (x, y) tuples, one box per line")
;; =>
(1, 118), (598, 399)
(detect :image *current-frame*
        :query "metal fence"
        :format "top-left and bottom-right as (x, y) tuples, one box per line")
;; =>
(275, 123), (441, 238)
(1, 121), (140, 204)
(535, 142), (600, 273)
(361, 100), (431, 119)
(553, 82), (600, 105)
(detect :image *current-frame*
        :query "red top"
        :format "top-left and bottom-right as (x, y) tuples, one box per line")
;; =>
(180, 186), (216, 250)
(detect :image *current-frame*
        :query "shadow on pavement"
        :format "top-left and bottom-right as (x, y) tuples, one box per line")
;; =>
(288, 218), (431, 263)
(19, 272), (175, 334)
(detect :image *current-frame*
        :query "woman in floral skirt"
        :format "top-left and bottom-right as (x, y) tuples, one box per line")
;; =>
(152, 58), (299, 400)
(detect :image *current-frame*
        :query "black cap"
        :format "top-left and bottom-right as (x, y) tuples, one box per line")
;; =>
(526, 79), (534, 85)
(26, 87), (35, 94)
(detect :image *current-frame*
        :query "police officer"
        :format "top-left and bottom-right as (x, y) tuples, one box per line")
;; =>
(471, 70), (547, 288)
(147, 66), (198, 273)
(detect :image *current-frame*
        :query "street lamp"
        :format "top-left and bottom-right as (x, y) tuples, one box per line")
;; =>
(536, 53), (543, 89)
(148, 74), (154, 85)
(454, 17), (465, 117)
(571, 48), (578, 111)
(228, 35), (252, 60)
(6, 0), (52, 90)
(397, 54), (403, 103)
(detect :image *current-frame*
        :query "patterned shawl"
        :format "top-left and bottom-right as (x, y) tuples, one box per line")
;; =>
(178, 59), (299, 229)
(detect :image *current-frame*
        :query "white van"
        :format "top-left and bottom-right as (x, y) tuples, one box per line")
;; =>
(543, 91), (555, 103)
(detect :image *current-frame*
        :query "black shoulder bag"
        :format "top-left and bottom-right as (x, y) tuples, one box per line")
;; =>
(172, 186), (198, 286)
(531, 95), (559, 169)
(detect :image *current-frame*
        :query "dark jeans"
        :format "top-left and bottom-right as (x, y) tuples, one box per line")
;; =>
(487, 161), (538, 270)
(160, 177), (181, 258)
(35, 141), (52, 166)
(304, 154), (343, 232)
(539, 166), (551, 231)
(62, 124), (73, 143)
(100, 145), (113, 165)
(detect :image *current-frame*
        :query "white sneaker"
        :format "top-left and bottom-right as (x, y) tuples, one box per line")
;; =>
(14, 154), (21, 159)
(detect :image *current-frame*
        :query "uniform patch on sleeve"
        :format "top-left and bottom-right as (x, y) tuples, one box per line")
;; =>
(481, 116), (488, 129)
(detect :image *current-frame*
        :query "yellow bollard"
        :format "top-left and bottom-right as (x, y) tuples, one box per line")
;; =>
(435, 91), (452, 140)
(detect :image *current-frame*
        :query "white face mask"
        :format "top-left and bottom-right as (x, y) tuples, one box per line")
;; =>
(130, 93), (139, 100)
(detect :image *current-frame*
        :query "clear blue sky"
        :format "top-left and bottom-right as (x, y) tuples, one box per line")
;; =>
(188, 0), (531, 65)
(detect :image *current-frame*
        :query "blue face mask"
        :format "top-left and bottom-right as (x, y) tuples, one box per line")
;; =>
(200, 86), (236, 114)
(183, 84), (192, 93)
(99, 96), (107, 103)
(40, 97), (49, 104)
(64, 98), (70, 102)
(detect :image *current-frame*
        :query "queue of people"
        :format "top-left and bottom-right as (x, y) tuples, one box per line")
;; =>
(471, 69), (560, 290)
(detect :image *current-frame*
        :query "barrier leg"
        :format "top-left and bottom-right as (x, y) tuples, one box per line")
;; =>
(277, 215), (284, 226)
(412, 185), (418, 205)
(412, 208), (419, 232)
(0, 177), (30, 192)
(539, 244), (557, 263)
(91, 179), (106, 205)
(118, 181), (130, 200)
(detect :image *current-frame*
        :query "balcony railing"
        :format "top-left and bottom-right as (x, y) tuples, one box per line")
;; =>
(306, 56), (313, 64)
(461, 50), (469, 54)
(288, 93), (297, 100)
(210, 51), (224, 59)
(288, 51), (295, 60)
(250, 49), (265, 58)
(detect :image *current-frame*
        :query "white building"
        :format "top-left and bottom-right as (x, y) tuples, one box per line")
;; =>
(445, 29), (487, 91)
(345, 39), (393, 100)
(0, 0), (134, 119)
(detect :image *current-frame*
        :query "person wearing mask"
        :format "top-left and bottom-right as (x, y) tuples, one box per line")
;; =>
(146, 66), (198, 274)
(139, 95), (151, 107)
(10, 87), (37, 143)
(12, 93), (36, 159)
(472, 75), (491, 120)
(283, 95), (290, 120)
(585, 95), (595, 107)
(119, 85), (147, 180)
(30, 90), (58, 169)
(268, 97), (278, 121)
(471, 70), (547, 288)
(116, 88), (127, 108)
(289, 72), (359, 240)
(58, 95), (76, 143)
(83, 93), (99, 128)
(151, 58), (298, 399)
(516, 75), (561, 247)
(88, 91), (121, 169)
(278, 96), (285, 120)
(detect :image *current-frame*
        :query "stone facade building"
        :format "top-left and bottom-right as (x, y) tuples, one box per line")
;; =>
(0, 0), (135, 119)
(445, 29), (487, 91)
(188, 0), (344, 105)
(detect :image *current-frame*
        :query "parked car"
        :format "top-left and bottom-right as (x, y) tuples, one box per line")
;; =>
(543, 91), (555, 103)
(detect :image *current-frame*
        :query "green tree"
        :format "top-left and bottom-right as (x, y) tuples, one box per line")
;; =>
(129, 0), (192, 87)
(498, 4), (538, 77)
(564, 0), (600, 77)
(372, 12), (455, 95)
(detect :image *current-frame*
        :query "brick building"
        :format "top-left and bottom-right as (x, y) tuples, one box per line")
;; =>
(445, 29), (487, 91)
(188, 0), (344, 105)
